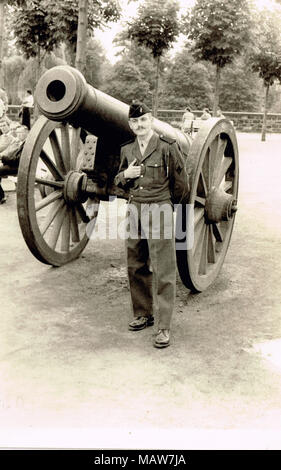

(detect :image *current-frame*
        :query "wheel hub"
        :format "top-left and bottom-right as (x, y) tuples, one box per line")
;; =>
(205, 186), (237, 223)
(63, 170), (87, 203)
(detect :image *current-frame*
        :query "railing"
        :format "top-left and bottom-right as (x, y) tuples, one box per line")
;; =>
(4, 106), (281, 133)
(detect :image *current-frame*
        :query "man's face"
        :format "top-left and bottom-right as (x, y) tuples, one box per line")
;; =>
(0, 122), (9, 134)
(128, 113), (153, 138)
(16, 127), (28, 141)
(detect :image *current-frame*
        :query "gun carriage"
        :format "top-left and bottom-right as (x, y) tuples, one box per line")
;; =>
(16, 65), (238, 292)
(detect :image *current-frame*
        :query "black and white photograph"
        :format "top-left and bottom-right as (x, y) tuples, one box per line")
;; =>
(0, 0), (281, 454)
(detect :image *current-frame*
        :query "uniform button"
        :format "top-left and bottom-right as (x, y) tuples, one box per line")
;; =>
(140, 175), (143, 178)
(154, 164), (157, 167)
(140, 186), (143, 189)
(141, 163), (144, 166)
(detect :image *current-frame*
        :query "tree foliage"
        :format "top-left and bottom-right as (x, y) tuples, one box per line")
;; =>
(183, 0), (253, 114)
(160, 47), (213, 109)
(127, 0), (180, 58)
(101, 39), (153, 105)
(11, 1), (62, 60)
(218, 56), (262, 111)
(248, 7), (281, 140)
(11, 0), (121, 61)
(185, 0), (253, 67)
(126, 0), (180, 115)
(46, 0), (121, 57)
(249, 8), (281, 86)
(84, 38), (111, 88)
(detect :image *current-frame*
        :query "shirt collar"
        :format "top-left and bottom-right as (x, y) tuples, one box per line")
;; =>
(137, 130), (154, 147)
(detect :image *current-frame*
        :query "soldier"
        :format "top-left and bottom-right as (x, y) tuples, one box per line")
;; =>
(114, 101), (189, 348)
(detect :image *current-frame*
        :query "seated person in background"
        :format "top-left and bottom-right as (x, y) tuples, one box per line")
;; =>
(0, 120), (16, 205)
(216, 108), (225, 118)
(0, 98), (11, 129)
(200, 108), (212, 120)
(0, 120), (16, 152)
(181, 106), (195, 134)
(15, 125), (29, 143)
(9, 121), (22, 138)
(0, 87), (8, 113)
(1, 125), (28, 168)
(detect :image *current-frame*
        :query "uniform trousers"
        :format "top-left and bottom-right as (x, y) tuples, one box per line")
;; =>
(126, 200), (176, 329)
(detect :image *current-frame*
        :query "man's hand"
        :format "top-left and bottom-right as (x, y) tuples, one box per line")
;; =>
(124, 158), (141, 179)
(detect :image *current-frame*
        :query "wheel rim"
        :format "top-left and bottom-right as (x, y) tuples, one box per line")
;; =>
(176, 118), (239, 292)
(17, 116), (99, 266)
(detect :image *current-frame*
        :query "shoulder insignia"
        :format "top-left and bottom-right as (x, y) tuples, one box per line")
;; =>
(159, 134), (176, 144)
(120, 138), (135, 147)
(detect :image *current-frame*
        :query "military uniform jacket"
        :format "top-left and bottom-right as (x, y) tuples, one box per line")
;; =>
(114, 132), (189, 204)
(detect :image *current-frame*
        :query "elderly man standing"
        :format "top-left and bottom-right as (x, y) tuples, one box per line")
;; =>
(114, 101), (189, 348)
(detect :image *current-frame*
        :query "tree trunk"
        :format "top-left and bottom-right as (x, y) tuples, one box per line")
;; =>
(261, 83), (270, 142)
(33, 44), (42, 121)
(213, 63), (221, 116)
(75, 0), (88, 75)
(0, 0), (5, 87)
(153, 55), (160, 117)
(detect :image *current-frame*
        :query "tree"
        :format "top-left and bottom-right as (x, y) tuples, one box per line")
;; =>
(184, 0), (253, 115)
(0, 0), (26, 86)
(126, 0), (180, 116)
(101, 54), (152, 104)
(75, 0), (88, 74)
(249, 8), (281, 141)
(84, 38), (111, 88)
(11, 1), (63, 83)
(160, 46), (213, 110)
(218, 56), (262, 112)
(3, 54), (25, 103)
(46, 0), (121, 66)
(0, 0), (4, 85)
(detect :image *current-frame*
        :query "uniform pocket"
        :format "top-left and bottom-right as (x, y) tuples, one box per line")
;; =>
(146, 161), (166, 183)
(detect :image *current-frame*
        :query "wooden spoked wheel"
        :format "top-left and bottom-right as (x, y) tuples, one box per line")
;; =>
(176, 118), (239, 292)
(17, 116), (99, 266)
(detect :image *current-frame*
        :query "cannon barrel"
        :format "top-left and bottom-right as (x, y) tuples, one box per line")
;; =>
(35, 65), (191, 154)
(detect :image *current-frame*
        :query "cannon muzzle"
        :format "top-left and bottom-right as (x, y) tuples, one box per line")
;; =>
(35, 65), (191, 154)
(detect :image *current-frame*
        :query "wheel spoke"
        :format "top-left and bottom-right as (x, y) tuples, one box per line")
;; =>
(197, 171), (208, 197)
(35, 177), (64, 189)
(40, 149), (64, 181)
(61, 123), (71, 173)
(207, 225), (216, 263)
(198, 225), (208, 275)
(39, 199), (65, 235)
(70, 127), (82, 169)
(48, 205), (67, 249)
(70, 207), (80, 242)
(194, 196), (206, 207)
(35, 190), (63, 212)
(193, 218), (206, 255)
(76, 203), (90, 224)
(214, 156), (232, 187)
(202, 149), (211, 190)
(212, 223), (223, 243)
(49, 130), (66, 175)
(211, 137), (227, 185)
(222, 180), (232, 192)
(194, 207), (205, 226)
(61, 209), (71, 252)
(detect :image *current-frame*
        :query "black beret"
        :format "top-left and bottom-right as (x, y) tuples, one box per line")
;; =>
(129, 100), (151, 118)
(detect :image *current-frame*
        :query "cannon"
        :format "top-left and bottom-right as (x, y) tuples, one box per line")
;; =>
(16, 65), (238, 292)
